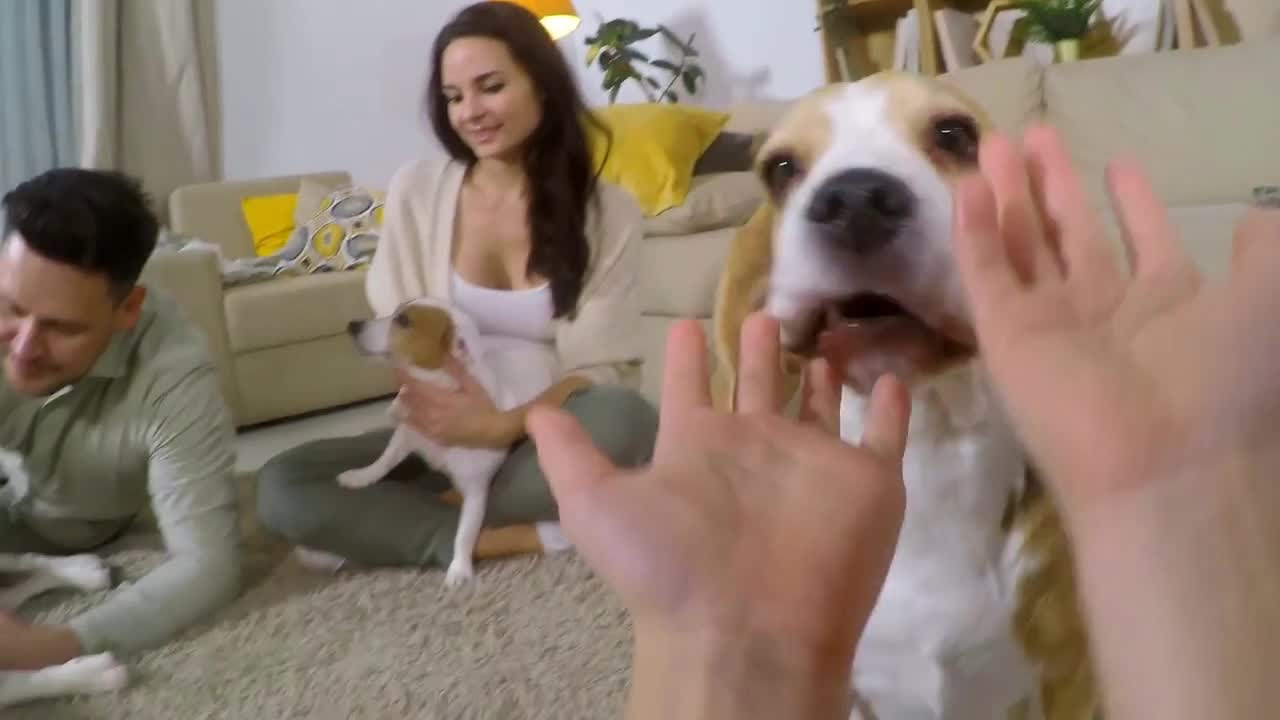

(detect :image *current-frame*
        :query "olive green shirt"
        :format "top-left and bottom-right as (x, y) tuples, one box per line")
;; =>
(0, 290), (241, 656)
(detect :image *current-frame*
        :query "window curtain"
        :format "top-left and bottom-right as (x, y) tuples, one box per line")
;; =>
(74, 0), (218, 212)
(0, 0), (78, 193)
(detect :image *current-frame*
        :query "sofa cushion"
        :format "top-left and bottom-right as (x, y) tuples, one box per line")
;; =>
(941, 56), (1044, 136)
(644, 172), (764, 237)
(168, 172), (352, 259)
(723, 99), (794, 135)
(588, 103), (730, 215)
(640, 225), (737, 317)
(223, 271), (377, 353)
(1045, 38), (1280, 209)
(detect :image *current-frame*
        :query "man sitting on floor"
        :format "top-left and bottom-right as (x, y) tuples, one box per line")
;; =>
(0, 168), (242, 670)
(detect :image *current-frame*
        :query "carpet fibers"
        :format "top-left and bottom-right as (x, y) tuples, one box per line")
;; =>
(11, 489), (633, 719)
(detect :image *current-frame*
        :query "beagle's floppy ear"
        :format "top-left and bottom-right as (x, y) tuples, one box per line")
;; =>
(711, 202), (776, 412)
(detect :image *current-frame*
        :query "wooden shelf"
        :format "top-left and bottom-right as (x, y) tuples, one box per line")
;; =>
(847, 0), (919, 27)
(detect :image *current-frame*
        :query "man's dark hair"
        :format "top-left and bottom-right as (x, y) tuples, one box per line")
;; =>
(2, 168), (159, 298)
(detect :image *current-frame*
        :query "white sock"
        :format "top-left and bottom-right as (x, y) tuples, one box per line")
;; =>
(535, 522), (573, 553)
(294, 546), (347, 572)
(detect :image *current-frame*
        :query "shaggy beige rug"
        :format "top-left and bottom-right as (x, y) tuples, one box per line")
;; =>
(12, 479), (634, 719)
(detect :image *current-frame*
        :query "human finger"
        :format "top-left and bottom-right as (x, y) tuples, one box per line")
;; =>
(953, 172), (1028, 343)
(1104, 155), (1190, 280)
(1232, 202), (1280, 273)
(1023, 124), (1124, 296)
(800, 356), (842, 435)
(658, 320), (713, 438)
(527, 406), (619, 502)
(735, 312), (783, 415)
(979, 132), (1063, 286)
(857, 373), (911, 463)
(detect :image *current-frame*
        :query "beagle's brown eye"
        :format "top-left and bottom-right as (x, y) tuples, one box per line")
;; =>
(762, 153), (803, 198)
(933, 114), (979, 163)
(393, 312), (411, 328)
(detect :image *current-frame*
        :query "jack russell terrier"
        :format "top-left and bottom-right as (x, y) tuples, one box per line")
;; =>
(712, 72), (1096, 720)
(340, 298), (531, 587)
(0, 453), (128, 707)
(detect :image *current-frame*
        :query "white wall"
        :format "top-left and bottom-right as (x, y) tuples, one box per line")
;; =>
(215, 0), (824, 188)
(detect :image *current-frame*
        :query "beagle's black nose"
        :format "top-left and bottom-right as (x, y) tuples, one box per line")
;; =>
(806, 168), (915, 255)
(347, 320), (364, 335)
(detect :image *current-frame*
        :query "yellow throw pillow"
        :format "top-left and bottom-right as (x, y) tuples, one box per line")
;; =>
(241, 193), (300, 256)
(587, 103), (729, 215)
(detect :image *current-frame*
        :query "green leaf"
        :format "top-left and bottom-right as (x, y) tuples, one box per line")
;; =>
(682, 69), (697, 94)
(633, 28), (660, 40)
(623, 47), (651, 63)
(585, 45), (600, 66)
(644, 76), (661, 89)
(609, 82), (622, 104)
(664, 91), (679, 103)
(650, 59), (681, 73)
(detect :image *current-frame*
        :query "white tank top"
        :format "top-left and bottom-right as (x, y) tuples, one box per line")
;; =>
(449, 271), (556, 341)
(449, 271), (558, 406)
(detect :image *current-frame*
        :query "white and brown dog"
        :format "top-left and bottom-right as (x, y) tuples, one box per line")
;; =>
(0, 553), (128, 708)
(340, 298), (516, 587)
(0, 451), (128, 708)
(713, 72), (1094, 720)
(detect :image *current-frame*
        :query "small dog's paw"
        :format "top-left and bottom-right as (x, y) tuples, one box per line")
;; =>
(65, 653), (129, 692)
(444, 561), (474, 588)
(337, 469), (380, 489)
(51, 554), (113, 591)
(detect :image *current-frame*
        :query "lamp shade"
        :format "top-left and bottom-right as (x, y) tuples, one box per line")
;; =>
(503, 0), (581, 40)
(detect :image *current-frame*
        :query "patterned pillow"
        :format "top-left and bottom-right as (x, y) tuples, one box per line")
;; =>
(264, 185), (384, 274)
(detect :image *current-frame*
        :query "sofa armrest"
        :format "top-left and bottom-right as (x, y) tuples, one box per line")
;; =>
(140, 247), (241, 414)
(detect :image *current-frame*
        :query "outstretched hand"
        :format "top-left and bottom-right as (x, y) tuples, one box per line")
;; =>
(527, 312), (910, 662)
(953, 124), (1280, 512)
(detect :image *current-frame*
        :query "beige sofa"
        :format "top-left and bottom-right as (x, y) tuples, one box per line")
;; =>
(142, 38), (1277, 426)
(141, 173), (397, 427)
(634, 37), (1280, 404)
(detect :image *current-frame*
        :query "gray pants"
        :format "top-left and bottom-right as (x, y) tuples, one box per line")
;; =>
(256, 385), (658, 568)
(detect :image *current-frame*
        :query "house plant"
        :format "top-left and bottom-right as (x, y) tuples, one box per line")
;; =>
(583, 18), (706, 103)
(1013, 0), (1103, 62)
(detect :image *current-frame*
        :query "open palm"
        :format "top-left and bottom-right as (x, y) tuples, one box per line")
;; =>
(955, 124), (1280, 511)
(527, 313), (911, 655)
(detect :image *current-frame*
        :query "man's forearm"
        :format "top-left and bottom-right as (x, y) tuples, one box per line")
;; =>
(626, 619), (853, 720)
(67, 544), (241, 656)
(1067, 454), (1280, 720)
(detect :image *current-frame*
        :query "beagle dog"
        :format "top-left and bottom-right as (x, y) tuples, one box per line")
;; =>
(341, 298), (517, 587)
(712, 72), (1095, 719)
(0, 554), (128, 707)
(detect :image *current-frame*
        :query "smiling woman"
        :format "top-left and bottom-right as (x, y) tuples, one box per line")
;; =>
(255, 1), (659, 577)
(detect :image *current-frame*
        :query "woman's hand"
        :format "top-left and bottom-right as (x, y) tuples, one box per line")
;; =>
(527, 312), (910, 719)
(952, 123), (1280, 513)
(395, 359), (518, 449)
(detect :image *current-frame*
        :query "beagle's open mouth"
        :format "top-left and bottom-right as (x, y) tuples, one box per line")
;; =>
(813, 291), (974, 392)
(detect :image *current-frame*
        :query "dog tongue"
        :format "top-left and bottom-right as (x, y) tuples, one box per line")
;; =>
(817, 312), (941, 393)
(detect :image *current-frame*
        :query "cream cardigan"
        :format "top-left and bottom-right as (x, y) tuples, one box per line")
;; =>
(365, 156), (645, 388)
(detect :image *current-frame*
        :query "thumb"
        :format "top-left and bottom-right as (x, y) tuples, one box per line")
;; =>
(858, 373), (911, 463)
(526, 406), (618, 502)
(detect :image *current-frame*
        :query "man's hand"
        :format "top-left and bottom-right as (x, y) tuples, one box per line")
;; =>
(0, 612), (82, 670)
(527, 312), (911, 719)
(953, 124), (1280, 513)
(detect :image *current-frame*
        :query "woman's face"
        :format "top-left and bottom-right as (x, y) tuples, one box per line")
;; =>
(440, 36), (543, 162)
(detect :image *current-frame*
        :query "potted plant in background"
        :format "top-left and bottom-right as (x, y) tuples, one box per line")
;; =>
(1014, 0), (1103, 62)
(583, 18), (706, 103)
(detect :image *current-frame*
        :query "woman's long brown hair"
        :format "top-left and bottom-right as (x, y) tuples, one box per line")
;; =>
(426, 1), (612, 319)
